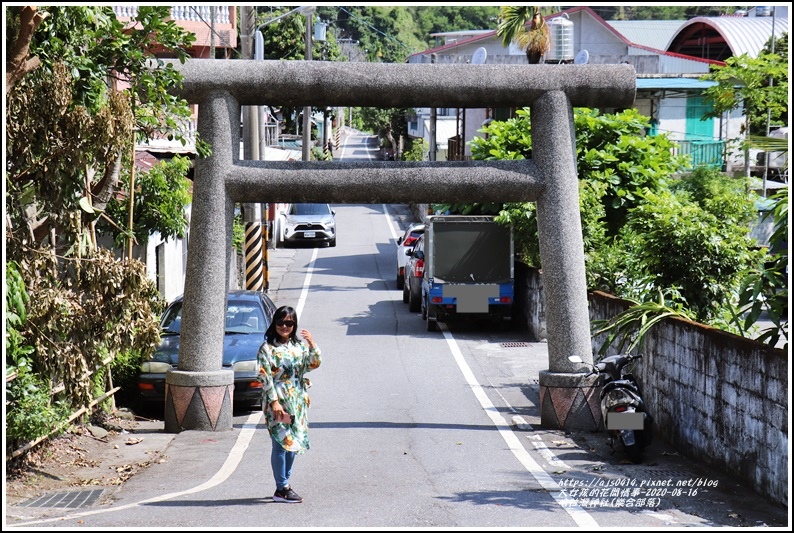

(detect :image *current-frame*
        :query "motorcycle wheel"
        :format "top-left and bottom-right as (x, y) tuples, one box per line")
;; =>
(623, 437), (644, 463)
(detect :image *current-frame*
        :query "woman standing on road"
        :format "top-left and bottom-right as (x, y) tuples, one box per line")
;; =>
(257, 305), (322, 504)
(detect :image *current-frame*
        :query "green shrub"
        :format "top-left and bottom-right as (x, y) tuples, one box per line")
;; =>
(729, 187), (789, 349)
(671, 166), (758, 227)
(111, 348), (147, 407)
(5, 261), (33, 374)
(6, 371), (70, 447)
(403, 138), (427, 161)
(623, 188), (763, 322)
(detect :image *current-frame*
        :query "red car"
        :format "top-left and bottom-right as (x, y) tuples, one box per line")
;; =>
(402, 234), (425, 313)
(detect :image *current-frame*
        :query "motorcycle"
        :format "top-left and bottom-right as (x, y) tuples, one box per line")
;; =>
(569, 353), (653, 463)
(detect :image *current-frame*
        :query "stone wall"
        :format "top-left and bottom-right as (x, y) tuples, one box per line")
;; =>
(516, 266), (788, 505)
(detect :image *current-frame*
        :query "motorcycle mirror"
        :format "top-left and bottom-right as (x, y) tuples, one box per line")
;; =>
(568, 355), (585, 364)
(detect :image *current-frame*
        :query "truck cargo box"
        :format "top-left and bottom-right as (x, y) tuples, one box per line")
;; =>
(421, 215), (514, 331)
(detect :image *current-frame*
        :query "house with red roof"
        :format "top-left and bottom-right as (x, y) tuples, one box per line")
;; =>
(406, 5), (787, 177)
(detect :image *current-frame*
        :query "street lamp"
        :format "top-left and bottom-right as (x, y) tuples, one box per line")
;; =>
(254, 5), (317, 57)
(243, 5), (316, 280)
(254, 6), (316, 162)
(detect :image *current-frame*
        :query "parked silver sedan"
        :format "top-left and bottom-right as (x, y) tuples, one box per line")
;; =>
(402, 234), (425, 313)
(395, 222), (425, 289)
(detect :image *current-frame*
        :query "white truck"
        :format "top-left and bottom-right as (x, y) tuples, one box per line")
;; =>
(419, 215), (515, 331)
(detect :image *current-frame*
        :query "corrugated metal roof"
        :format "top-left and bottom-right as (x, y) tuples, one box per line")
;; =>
(429, 30), (492, 38)
(668, 16), (788, 58)
(607, 20), (682, 51)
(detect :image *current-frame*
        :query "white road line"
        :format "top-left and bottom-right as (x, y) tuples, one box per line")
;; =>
(359, 131), (376, 160)
(339, 131), (375, 161)
(440, 323), (598, 528)
(296, 247), (318, 318)
(339, 130), (352, 161)
(528, 434), (572, 469)
(16, 248), (323, 526)
(383, 204), (399, 241)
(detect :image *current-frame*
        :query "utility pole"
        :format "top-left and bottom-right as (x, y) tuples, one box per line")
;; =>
(429, 53), (437, 162)
(302, 11), (313, 162)
(241, 6), (265, 292)
(251, 5), (317, 268)
(241, 6), (258, 162)
(209, 6), (216, 59)
(762, 6), (777, 198)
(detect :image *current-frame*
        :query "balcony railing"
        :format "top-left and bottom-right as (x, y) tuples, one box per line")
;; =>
(138, 119), (197, 155)
(674, 140), (726, 169)
(113, 5), (231, 25)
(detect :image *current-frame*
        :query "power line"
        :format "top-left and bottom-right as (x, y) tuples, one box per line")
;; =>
(338, 6), (411, 52)
(189, 6), (225, 48)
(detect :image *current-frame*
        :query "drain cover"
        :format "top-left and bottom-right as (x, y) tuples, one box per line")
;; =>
(500, 342), (529, 348)
(634, 467), (692, 480)
(19, 489), (104, 509)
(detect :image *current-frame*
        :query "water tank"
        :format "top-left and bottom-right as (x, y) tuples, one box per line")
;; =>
(546, 16), (575, 62)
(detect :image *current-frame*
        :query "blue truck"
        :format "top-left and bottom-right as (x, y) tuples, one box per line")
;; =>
(420, 215), (514, 331)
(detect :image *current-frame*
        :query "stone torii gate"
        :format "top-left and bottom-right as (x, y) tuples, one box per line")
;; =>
(162, 59), (636, 433)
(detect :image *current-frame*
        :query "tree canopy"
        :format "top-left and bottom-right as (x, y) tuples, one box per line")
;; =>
(5, 5), (196, 439)
(700, 33), (789, 137)
(459, 107), (768, 332)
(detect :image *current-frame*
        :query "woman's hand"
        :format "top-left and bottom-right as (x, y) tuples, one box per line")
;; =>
(301, 329), (316, 349)
(270, 401), (290, 423)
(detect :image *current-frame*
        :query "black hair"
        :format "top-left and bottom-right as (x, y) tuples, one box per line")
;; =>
(265, 305), (299, 345)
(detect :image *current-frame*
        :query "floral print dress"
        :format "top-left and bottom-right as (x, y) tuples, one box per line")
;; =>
(257, 339), (321, 453)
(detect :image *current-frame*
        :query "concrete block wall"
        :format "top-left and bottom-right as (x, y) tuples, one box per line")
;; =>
(642, 313), (788, 506)
(586, 289), (787, 506)
(513, 261), (546, 341)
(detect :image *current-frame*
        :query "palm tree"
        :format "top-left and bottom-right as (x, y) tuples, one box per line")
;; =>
(496, 6), (550, 64)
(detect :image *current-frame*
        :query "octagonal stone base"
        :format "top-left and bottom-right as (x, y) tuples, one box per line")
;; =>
(539, 370), (601, 431)
(164, 369), (234, 433)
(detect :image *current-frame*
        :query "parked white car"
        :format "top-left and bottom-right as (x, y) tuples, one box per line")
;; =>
(395, 222), (425, 289)
(281, 203), (336, 247)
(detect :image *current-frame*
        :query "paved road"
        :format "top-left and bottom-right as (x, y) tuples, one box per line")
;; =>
(6, 202), (788, 529)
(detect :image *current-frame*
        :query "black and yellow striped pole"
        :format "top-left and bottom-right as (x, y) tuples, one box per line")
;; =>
(243, 203), (264, 292)
(262, 203), (270, 291)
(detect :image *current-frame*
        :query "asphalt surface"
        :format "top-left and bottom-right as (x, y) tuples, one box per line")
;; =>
(4, 160), (788, 528)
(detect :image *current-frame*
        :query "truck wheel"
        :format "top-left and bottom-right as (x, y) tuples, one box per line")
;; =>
(425, 304), (438, 331)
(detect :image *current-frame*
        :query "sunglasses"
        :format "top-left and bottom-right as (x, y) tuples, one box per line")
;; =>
(276, 320), (295, 328)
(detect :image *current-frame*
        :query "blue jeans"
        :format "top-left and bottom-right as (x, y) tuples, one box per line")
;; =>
(270, 435), (296, 490)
